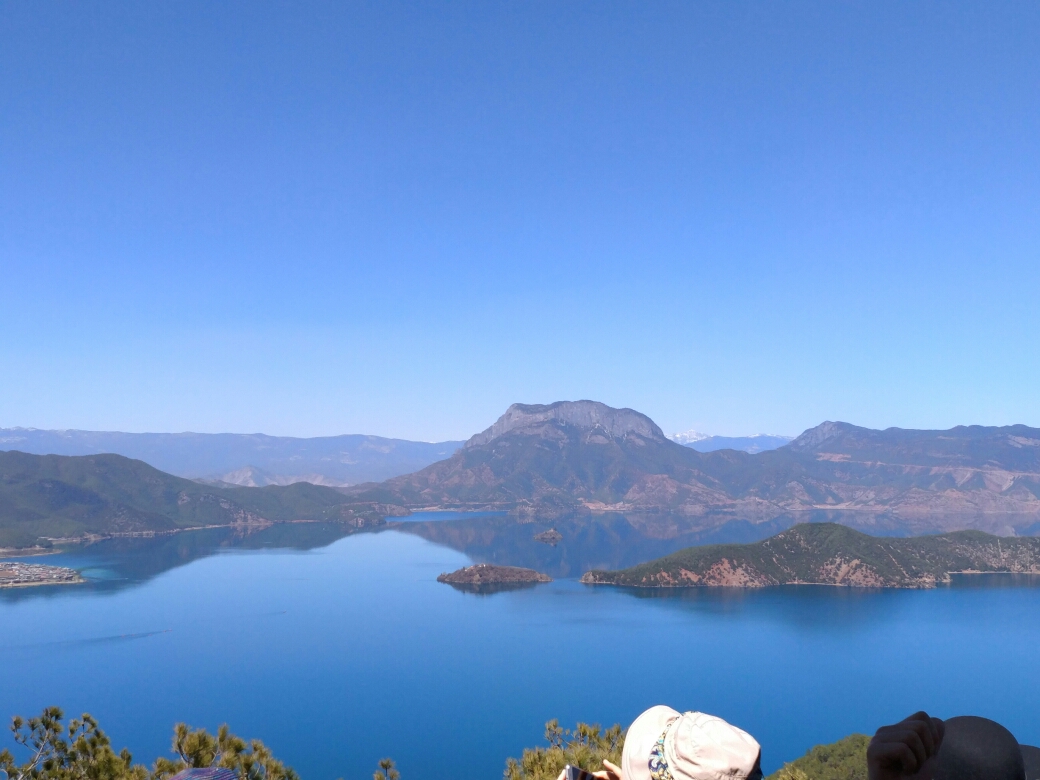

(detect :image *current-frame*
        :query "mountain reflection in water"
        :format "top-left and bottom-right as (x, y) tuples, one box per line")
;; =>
(5, 510), (1037, 603)
(0, 522), (363, 601)
(392, 511), (932, 578)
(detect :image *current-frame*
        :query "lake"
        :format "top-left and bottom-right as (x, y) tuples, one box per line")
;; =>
(2, 520), (1040, 779)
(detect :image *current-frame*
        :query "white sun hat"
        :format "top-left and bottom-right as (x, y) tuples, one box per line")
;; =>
(621, 706), (762, 780)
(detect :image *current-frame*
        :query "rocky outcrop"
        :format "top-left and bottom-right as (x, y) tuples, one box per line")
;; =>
(464, 401), (667, 448)
(788, 421), (858, 450)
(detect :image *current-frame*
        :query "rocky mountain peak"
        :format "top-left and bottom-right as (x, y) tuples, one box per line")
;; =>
(789, 421), (860, 450)
(464, 400), (667, 448)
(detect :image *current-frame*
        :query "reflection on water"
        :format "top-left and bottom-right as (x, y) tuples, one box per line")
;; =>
(441, 581), (545, 596)
(0, 522), (364, 602)
(388, 513), (919, 582)
(6, 511), (806, 597)
(393, 512), (800, 578)
(6, 511), (1040, 604)
(395, 510), (1040, 578)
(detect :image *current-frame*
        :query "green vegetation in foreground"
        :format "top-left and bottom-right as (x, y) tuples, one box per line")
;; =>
(0, 451), (399, 549)
(2, 708), (866, 780)
(765, 734), (869, 780)
(0, 707), (398, 780)
(582, 522), (1040, 588)
(504, 721), (623, 780)
(503, 720), (866, 780)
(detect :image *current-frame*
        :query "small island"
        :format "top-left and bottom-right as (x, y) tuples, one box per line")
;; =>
(0, 561), (84, 588)
(437, 564), (552, 593)
(534, 529), (562, 545)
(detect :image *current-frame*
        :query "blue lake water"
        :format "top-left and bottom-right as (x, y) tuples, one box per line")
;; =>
(3, 524), (1040, 779)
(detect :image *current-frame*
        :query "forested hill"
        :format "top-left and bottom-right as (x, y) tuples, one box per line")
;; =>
(581, 523), (1040, 588)
(0, 451), (400, 549)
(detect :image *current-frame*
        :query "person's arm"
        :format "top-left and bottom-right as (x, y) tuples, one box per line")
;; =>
(867, 712), (944, 780)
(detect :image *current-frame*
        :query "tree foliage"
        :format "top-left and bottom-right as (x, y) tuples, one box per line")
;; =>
(504, 720), (624, 780)
(372, 759), (398, 780)
(152, 723), (299, 780)
(0, 710), (307, 780)
(1, 709), (399, 780)
(0, 707), (146, 780)
(765, 734), (869, 780)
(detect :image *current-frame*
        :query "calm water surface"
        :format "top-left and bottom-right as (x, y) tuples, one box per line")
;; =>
(2, 525), (1039, 779)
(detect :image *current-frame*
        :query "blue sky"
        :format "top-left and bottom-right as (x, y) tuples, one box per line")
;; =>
(2, 1), (1039, 441)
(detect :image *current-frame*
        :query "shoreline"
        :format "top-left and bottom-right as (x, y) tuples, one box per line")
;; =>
(5, 514), (389, 554)
(0, 576), (87, 589)
(0, 522), (278, 558)
(0, 546), (61, 558)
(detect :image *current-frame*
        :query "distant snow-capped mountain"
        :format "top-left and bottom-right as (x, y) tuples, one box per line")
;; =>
(669, 430), (711, 445)
(668, 432), (793, 454)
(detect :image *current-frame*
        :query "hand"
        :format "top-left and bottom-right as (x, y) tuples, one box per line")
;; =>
(555, 760), (623, 780)
(868, 711), (945, 780)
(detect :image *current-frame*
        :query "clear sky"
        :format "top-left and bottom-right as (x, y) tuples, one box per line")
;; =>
(2, 2), (1039, 441)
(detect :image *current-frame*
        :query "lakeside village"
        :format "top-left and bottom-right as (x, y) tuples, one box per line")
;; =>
(0, 561), (83, 588)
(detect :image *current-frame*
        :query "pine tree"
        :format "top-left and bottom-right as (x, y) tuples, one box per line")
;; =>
(373, 758), (399, 780)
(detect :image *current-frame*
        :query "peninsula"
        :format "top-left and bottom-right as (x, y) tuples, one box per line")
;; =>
(0, 561), (84, 588)
(581, 523), (1040, 588)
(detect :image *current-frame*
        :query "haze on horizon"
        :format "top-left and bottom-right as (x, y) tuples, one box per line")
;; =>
(2, 2), (1039, 442)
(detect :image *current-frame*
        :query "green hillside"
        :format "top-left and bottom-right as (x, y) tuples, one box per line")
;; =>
(0, 451), (397, 549)
(582, 523), (1040, 588)
(765, 734), (869, 780)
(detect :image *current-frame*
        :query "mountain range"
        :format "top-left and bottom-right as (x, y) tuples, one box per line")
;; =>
(348, 401), (1040, 535)
(0, 429), (462, 486)
(6, 400), (1040, 550)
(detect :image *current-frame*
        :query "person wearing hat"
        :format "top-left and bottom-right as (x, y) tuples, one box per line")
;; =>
(869, 711), (1035, 780)
(558, 705), (763, 780)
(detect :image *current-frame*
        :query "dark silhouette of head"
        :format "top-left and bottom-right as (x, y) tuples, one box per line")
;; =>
(935, 716), (1024, 780)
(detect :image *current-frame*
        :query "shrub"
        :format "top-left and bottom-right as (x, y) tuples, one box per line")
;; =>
(504, 721), (624, 780)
